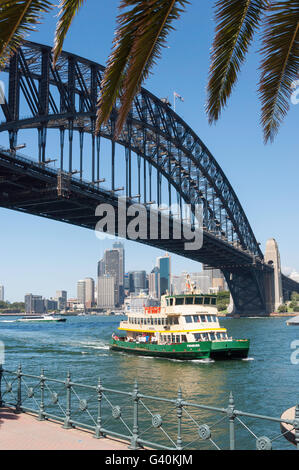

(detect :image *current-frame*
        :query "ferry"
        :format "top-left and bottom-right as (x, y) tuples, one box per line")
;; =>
(17, 314), (66, 323)
(110, 292), (250, 360)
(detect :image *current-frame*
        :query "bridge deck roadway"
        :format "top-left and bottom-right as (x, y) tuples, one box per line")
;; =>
(0, 407), (130, 450)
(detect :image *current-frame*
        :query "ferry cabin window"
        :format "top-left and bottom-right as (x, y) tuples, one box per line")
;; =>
(175, 298), (184, 305)
(194, 297), (203, 305)
(186, 297), (194, 305)
(170, 298), (174, 306)
(204, 297), (210, 305)
(194, 333), (201, 341)
(185, 315), (192, 323)
(211, 298), (216, 305)
(193, 315), (200, 323)
(200, 315), (207, 322)
(201, 333), (209, 341)
(209, 332), (216, 341)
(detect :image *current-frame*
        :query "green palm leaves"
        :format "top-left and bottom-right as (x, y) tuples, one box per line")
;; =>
(53, 0), (86, 65)
(206, 0), (268, 124)
(259, 1), (299, 143)
(207, 0), (299, 143)
(96, 0), (189, 136)
(0, 1), (298, 143)
(0, 0), (53, 69)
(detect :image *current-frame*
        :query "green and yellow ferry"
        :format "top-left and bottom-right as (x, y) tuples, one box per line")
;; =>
(110, 292), (250, 360)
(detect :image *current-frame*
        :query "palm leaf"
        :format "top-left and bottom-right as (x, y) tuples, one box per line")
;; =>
(0, 0), (53, 69)
(259, 0), (299, 143)
(207, 0), (268, 124)
(53, 0), (86, 66)
(96, 0), (189, 136)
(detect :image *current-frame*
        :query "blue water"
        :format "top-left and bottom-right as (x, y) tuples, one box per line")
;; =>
(0, 315), (298, 450)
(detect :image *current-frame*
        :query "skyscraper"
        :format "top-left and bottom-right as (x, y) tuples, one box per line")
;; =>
(84, 278), (95, 307)
(24, 294), (44, 314)
(157, 253), (171, 296)
(56, 290), (67, 310)
(112, 242), (125, 303)
(0, 285), (4, 302)
(97, 258), (105, 278)
(149, 267), (160, 299)
(104, 249), (120, 305)
(97, 275), (115, 308)
(113, 242), (125, 287)
(77, 280), (86, 305)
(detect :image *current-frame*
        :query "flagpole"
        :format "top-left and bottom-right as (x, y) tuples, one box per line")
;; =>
(173, 92), (176, 112)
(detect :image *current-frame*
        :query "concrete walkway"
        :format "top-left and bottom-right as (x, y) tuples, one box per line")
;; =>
(0, 407), (130, 450)
(281, 407), (297, 447)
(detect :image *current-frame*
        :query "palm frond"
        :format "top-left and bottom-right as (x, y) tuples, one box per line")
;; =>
(96, 0), (189, 137)
(207, 0), (268, 124)
(53, 0), (86, 66)
(0, 0), (53, 69)
(259, 0), (299, 143)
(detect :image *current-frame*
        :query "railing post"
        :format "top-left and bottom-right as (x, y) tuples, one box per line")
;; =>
(63, 370), (72, 429)
(0, 364), (3, 407)
(295, 405), (299, 450)
(228, 392), (236, 450)
(129, 380), (141, 450)
(16, 364), (22, 413)
(176, 387), (183, 450)
(94, 377), (103, 439)
(38, 368), (45, 421)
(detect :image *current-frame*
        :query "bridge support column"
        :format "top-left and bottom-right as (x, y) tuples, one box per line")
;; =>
(264, 238), (283, 311)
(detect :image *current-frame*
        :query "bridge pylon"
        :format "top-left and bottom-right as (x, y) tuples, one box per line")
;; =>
(264, 238), (283, 312)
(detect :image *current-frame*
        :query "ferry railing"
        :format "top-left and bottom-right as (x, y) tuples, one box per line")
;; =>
(0, 364), (298, 450)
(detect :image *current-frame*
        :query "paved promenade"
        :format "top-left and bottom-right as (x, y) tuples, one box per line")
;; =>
(0, 407), (130, 450)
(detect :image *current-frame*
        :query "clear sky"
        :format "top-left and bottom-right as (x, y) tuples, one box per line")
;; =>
(0, 1), (298, 302)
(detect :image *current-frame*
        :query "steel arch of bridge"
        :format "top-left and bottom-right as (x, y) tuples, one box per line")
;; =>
(0, 41), (298, 314)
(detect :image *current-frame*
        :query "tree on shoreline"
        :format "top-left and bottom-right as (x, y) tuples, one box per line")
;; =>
(0, 1), (298, 142)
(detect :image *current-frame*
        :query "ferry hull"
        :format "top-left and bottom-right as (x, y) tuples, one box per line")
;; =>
(210, 340), (250, 359)
(110, 339), (211, 360)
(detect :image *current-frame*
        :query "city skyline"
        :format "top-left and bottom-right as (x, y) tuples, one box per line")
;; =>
(0, 2), (298, 302)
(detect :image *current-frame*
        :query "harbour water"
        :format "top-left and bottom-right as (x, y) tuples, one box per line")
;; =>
(0, 315), (298, 450)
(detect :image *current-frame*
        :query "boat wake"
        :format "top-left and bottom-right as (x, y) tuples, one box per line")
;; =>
(191, 359), (215, 364)
(242, 357), (254, 361)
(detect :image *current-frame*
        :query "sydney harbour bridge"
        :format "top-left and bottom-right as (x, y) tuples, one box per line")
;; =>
(0, 41), (298, 315)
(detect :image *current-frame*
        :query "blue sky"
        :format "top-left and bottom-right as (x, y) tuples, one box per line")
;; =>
(0, 1), (298, 301)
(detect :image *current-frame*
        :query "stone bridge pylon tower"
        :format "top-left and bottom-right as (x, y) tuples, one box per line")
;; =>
(264, 238), (283, 312)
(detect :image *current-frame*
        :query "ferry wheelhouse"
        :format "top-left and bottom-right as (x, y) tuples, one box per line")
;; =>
(110, 293), (249, 360)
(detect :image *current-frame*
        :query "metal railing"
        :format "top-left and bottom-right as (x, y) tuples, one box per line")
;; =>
(0, 365), (298, 450)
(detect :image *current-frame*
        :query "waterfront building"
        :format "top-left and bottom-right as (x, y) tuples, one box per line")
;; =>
(0, 285), (4, 301)
(113, 242), (125, 286)
(149, 266), (160, 299)
(157, 253), (171, 296)
(84, 277), (95, 308)
(67, 298), (84, 310)
(44, 298), (58, 311)
(24, 294), (44, 314)
(130, 271), (147, 294)
(77, 280), (86, 305)
(56, 290), (67, 310)
(104, 249), (120, 305)
(97, 275), (115, 308)
(97, 258), (105, 278)
(203, 265), (227, 291)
